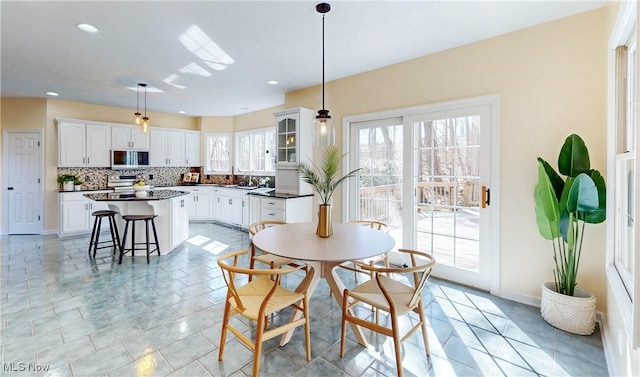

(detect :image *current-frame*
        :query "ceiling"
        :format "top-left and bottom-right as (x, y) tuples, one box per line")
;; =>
(1, 1), (606, 117)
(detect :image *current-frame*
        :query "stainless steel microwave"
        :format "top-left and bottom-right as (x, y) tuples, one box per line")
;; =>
(111, 150), (149, 170)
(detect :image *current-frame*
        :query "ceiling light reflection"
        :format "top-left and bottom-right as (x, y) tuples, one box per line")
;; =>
(179, 25), (234, 71)
(179, 62), (211, 77)
(163, 74), (186, 89)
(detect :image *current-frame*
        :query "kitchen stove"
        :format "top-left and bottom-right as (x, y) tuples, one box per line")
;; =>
(107, 175), (136, 191)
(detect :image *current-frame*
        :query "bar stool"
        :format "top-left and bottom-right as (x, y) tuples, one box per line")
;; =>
(118, 215), (161, 264)
(88, 210), (121, 259)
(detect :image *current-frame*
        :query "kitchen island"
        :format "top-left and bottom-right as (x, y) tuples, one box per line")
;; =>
(84, 189), (189, 255)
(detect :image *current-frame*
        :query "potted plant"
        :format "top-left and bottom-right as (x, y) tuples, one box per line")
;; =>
(57, 174), (78, 192)
(534, 134), (606, 335)
(73, 178), (83, 191)
(298, 145), (361, 237)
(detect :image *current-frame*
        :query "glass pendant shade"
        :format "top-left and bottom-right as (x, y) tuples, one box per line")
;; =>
(313, 109), (335, 146)
(142, 117), (150, 133)
(134, 83), (150, 131)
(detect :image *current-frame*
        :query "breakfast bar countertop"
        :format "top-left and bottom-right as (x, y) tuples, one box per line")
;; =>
(83, 189), (188, 201)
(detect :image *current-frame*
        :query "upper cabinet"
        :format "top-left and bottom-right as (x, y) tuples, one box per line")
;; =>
(274, 107), (313, 166)
(185, 131), (201, 167)
(150, 129), (185, 167)
(58, 120), (111, 167)
(111, 125), (149, 150)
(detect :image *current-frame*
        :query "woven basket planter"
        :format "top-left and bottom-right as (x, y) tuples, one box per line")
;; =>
(540, 282), (596, 335)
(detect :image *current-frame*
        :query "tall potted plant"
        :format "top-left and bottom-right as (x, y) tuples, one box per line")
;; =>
(298, 145), (360, 237)
(534, 134), (606, 335)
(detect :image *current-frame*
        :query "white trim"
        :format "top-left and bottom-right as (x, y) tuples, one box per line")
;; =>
(2, 129), (45, 235)
(606, 0), (639, 348)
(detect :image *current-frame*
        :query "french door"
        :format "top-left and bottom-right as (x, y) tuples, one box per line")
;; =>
(347, 96), (498, 291)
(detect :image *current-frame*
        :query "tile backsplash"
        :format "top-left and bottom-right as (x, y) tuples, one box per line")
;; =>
(56, 167), (275, 190)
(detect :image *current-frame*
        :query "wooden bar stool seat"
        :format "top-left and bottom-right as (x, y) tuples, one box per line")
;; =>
(118, 214), (160, 264)
(88, 210), (121, 259)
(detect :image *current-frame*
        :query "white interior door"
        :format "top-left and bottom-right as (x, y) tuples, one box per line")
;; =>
(6, 131), (43, 234)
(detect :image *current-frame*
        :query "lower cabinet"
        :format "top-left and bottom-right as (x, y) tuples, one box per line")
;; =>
(183, 186), (211, 219)
(257, 195), (313, 223)
(58, 191), (111, 237)
(170, 196), (190, 249)
(212, 188), (246, 228)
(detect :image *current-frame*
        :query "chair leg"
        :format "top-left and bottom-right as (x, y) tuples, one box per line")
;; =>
(151, 217), (160, 256)
(145, 219), (151, 264)
(107, 216), (117, 256)
(418, 300), (430, 355)
(119, 220), (129, 264)
(110, 215), (122, 255)
(339, 290), (349, 358)
(253, 315), (265, 377)
(303, 294), (311, 361)
(218, 298), (231, 361)
(131, 220), (136, 258)
(391, 314), (404, 377)
(88, 215), (99, 257)
(93, 216), (103, 258)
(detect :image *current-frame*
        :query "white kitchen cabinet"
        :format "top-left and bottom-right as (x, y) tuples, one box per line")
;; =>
(210, 187), (249, 228)
(249, 195), (261, 226)
(57, 121), (111, 167)
(150, 129), (186, 167)
(111, 124), (149, 150)
(274, 107), (313, 165)
(185, 131), (201, 167)
(182, 186), (211, 219)
(258, 195), (313, 223)
(170, 196), (190, 249)
(58, 191), (111, 237)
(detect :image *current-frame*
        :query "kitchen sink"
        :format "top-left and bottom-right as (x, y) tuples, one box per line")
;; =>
(237, 185), (258, 190)
(252, 187), (275, 195)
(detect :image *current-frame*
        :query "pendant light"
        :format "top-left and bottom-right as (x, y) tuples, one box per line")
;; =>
(141, 83), (150, 133)
(313, 3), (335, 146)
(134, 83), (142, 125)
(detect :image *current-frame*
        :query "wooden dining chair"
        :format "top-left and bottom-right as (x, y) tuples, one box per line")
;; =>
(342, 220), (390, 283)
(248, 220), (302, 281)
(339, 248), (436, 377)
(217, 249), (312, 377)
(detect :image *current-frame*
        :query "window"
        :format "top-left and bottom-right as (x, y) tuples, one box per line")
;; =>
(234, 127), (275, 176)
(204, 132), (232, 174)
(607, 0), (639, 347)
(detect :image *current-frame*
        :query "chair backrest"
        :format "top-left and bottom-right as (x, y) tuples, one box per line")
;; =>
(248, 220), (287, 237)
(349, 220), (388, 232)
(217, 249), (304, 314)
(399, 248), (436, 308)
(361, 248), (435, 309)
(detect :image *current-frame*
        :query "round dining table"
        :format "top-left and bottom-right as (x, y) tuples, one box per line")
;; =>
(252, 221), (395, 346)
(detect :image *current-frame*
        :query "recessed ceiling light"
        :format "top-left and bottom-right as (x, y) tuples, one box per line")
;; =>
(178, 111), (186, 114)
(240, 107), (249, 111)
(76, 23), (99, 33)
(268, 80), (278, 85)
(45, 91), (59, 96)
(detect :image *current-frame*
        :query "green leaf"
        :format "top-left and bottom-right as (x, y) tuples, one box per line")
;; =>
(566, 173), (598, 213)
(534, 160), (561, 239)
(558, 134), (590, 177)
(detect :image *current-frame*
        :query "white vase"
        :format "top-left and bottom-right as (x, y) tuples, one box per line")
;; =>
(540, 282), (596, 335)
(74, 185), (82, 191)
(63, 181), (74, 191)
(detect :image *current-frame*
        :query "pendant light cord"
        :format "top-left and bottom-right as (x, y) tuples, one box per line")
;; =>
(322, 12), (325, 111)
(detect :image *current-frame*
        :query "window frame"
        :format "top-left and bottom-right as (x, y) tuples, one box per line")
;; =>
(234, 126), (276, 176)
(606, 0), (639, 348)
(203, 132), (232, 175)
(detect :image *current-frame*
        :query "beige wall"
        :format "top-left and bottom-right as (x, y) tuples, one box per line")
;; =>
(285, 8), (608, 307)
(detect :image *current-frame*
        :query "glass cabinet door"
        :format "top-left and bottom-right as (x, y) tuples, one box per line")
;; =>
(277, 115), (298, 163)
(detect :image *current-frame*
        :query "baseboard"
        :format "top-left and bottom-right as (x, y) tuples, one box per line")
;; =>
(498, 288), (541, 307)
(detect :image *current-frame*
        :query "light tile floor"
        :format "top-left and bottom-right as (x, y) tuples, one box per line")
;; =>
(1, 222), (608, 376)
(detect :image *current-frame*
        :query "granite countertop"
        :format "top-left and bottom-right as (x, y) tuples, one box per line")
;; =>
(83, 189), (188, 201)
(247, 191), (313, 199)
(58, 188), (114, 193)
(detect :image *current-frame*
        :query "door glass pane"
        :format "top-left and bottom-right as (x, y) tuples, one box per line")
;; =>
(355, 125), (403, 247)
(414, 116), (480, 272)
